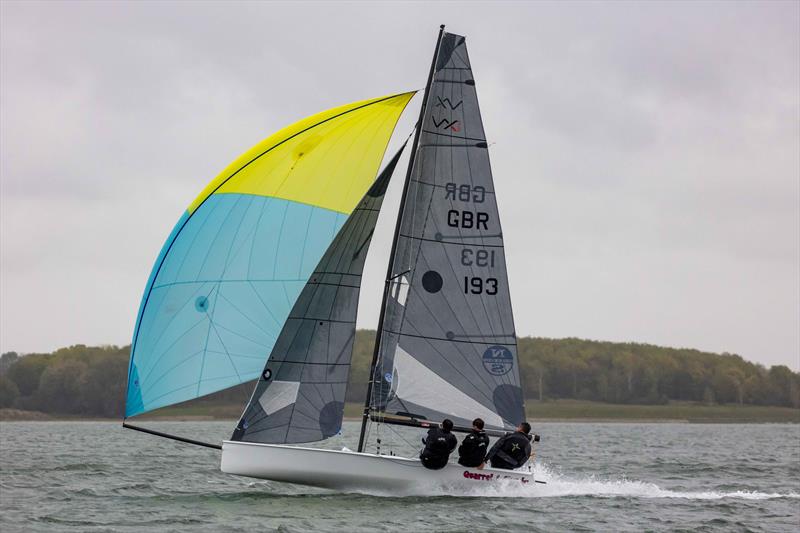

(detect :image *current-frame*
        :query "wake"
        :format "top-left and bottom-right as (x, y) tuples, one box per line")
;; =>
(451, 463), (800, 500)
(240, 461), (799, 501)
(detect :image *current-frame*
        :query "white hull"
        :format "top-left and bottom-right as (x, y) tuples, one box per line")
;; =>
(221, 440), (534, 492)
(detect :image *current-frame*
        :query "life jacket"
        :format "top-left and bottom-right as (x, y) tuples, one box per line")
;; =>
(458, 430), (489, 467)
(488, 431), (531, 469)
(420, 427), (457, 470)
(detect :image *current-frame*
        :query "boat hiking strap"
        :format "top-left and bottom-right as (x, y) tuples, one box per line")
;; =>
(122, 422), (222, 450)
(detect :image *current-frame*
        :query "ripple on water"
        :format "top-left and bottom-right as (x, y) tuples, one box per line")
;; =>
(0, 421), (798, 532)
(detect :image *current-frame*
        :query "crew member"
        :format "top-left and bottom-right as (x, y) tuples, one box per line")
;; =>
(457, 418), (489, 467)
(420, 419), (457, 470)
(479, 422), (533, 470)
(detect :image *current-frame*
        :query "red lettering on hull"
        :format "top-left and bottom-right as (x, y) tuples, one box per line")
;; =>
(462, 470), (530, 484)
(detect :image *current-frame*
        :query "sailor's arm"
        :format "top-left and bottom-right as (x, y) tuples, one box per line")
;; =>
(478, 436), (504, 469)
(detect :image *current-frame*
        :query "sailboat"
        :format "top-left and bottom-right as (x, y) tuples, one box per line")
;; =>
(124, 26), (534, 492)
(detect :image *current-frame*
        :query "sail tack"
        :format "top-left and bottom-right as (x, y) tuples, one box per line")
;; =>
(370, 33), (524, 431)
(231, 146), (405, 444)
(126, 93), (414, 417)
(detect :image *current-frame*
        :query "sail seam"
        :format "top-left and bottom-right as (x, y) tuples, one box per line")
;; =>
(420, 129), (486, 142)
(247, 280), (290, 330)
(387, 330), (515, 344)
(151, 278), (320, 290)
(140, 318), (209, 387)
(138, 283), (211, 375)
(397, 233), (504, 248)
(409, 178), (496, 194)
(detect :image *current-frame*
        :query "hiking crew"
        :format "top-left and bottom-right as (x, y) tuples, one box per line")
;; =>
(457, 418), (489, 467)
(419, 419), (458, 470)
(479, 422), (533, 470)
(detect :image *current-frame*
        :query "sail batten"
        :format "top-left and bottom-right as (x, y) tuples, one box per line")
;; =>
(125, 92), (414, 418)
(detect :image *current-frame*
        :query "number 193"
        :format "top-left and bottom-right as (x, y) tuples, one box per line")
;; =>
(463, 276), (498, 295)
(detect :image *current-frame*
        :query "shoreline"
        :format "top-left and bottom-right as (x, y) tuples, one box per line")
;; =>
(2, 417), (797, 424)
(2, 407), (798, 424)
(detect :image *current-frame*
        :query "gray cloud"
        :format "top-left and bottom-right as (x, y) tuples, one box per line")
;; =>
(1, 1), (797, 370)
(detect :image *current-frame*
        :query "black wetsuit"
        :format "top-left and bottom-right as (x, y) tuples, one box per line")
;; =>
(484, 431), (532, 470)
(457, 429), (489, 467)
(419, 427), (457, 470)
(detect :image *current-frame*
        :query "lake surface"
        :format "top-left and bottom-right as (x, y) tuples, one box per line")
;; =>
(1, 421), (798, 532)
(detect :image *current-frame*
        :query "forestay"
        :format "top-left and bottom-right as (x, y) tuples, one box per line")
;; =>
(369, 33), (524, 431)
(125, 93), (413, 417)
(230, 145), (406, 444)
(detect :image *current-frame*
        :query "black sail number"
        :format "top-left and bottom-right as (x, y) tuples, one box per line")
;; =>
(461, 248), (495, 267)
(463, 276), (498, 295)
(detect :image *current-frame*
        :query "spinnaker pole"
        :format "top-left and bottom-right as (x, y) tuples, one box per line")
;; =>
(122, 422), (222, 450)
(357, 25), (446, 453)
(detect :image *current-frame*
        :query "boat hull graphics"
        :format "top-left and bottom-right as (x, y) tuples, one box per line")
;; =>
(221, 440), (533, 492)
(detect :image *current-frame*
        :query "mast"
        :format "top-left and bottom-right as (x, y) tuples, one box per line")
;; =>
(357, 25), (446, 453)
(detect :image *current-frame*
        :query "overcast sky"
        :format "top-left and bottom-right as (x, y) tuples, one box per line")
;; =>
(1, 1), (798, 370)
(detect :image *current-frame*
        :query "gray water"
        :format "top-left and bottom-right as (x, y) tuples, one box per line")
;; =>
(1, 421), (798, 532)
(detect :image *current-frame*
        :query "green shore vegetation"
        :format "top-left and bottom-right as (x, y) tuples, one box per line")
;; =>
(1, 330), (797, 422)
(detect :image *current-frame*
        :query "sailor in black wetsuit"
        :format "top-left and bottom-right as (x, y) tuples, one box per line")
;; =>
(480, 422), (533, 470)
(419, 419), (457, 470)
(457, 418), (489, 467)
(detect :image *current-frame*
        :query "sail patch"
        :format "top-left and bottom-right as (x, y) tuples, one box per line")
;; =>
(494, 384), (525, 426)
(319, 401), (344, 438)
(390, 275), (410, 306)
(258, 380), (299, 415)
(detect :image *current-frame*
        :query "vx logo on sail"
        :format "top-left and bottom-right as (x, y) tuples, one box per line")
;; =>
(435, 96), (463, 110)
(432, 116), (461, 132)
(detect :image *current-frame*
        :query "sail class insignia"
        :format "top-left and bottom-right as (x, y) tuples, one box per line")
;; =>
(482, 346), (514, 376)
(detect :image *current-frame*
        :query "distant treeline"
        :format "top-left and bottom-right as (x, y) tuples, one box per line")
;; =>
(0, 331), (797, 418)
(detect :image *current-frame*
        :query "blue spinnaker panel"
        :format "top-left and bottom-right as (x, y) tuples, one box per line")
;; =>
(126, 194), (346, 417)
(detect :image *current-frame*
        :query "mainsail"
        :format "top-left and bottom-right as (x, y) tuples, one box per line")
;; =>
(230, 145), (405, 444)
(366, 32), (524, 435)
(125, 93), (413, 417)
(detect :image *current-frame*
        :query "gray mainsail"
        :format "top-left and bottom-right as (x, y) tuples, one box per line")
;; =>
(231, 145), (405, 444)
(368, 32), (524, 433)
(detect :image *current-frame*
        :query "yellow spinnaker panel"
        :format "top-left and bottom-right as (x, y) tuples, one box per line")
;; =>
(188, 92), (415, 215)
